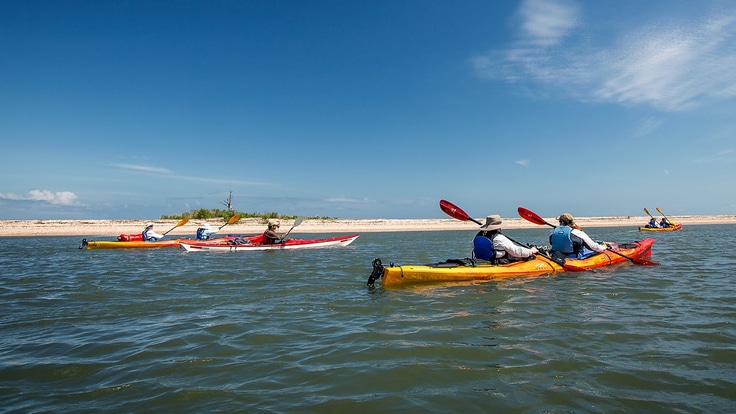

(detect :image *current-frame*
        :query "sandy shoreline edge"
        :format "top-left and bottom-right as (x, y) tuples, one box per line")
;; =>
(1, 215), (735, 237)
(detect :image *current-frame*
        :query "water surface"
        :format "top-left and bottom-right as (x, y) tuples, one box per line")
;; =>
(1, 226), (735, 412)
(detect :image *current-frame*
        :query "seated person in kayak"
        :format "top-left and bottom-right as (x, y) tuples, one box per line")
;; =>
(262, 219), (285, 244)
(659, 218), (671, 227)
(473, 214), (538, 263)
(143, 222), (164, 241)
(550, 213), (606, 259)
(196, 223), (218, 240)
(646, 217), (659, 228)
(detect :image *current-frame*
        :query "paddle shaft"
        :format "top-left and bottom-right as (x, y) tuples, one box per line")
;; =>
(163, 218), (189, 235)
(218, 214), (241, 230)
(656, 207), (676, 225)
(603, 246), (656, 265)
(282, 217), (304, 240)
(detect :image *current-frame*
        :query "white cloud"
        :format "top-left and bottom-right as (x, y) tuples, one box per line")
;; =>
(0, 190), (80, 205)
(515, 159), (530, 167)
(473, 1), (736, 112)
(518, 0), (580, 46)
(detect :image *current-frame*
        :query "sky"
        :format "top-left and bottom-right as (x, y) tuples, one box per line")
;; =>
(1, 0), (735, 221)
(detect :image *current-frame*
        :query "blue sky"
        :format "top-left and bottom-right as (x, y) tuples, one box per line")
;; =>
(1, 0), (735, 220)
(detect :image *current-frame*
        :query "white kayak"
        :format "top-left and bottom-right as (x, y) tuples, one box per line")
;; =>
(180, 234), (359, 252)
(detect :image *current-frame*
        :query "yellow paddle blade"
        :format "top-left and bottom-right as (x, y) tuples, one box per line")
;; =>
(644, 208), (651, 216)
(228, 214), (241, 224)
(176, 217), (190, 227)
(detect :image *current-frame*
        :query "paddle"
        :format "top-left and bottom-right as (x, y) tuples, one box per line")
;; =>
(644, 208), (654, 219)
(218, 214), (241, 231)
(281, 216), (304, 241)
(656, 207), (677, 226)
(517, 207), (555, 228)
(517, 207), (659, 266)
(162, 218), (189, 235)
(439, 199), (484, 226)
(438, 200), (581, 270)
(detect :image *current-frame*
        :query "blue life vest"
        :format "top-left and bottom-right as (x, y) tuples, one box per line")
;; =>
(473, 234), (495, 261)
(196, 228), (206, 240)
(142, 231), (151, 242)
(550, 226), (575, 254)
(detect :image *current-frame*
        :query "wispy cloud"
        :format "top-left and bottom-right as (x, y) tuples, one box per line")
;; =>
(110, 163), (266, 186)
(473, 0), (736, 112)
(515, 159), (530, 167)
(633, 117), (664, 137)
(111, 163), (172, 174)
(692, 148), (735, 163)
(325, 197), (376, 204)
(0, 190), (81, 205)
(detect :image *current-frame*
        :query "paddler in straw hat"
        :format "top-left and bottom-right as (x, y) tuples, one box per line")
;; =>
(472, 214), (538, 263)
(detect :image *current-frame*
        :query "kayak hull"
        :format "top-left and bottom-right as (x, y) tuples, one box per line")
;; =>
(638, 223), (682, 232)
(81, 238), (193, 249)
(180, 234), (359, 251)
(372, 238), (655, 287)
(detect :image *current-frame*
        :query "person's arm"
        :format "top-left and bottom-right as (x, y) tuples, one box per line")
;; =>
(495, 234), (537, 258)
(145, 230), (164, 240)
(572, 229), (605, 252)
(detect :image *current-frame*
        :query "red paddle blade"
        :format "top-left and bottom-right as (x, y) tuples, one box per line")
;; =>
(439, 199), (472, 222)
(625, 254), (660, 266)
(517, 207), (547, 226)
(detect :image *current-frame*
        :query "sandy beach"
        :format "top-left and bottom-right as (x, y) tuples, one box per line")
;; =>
(1, 215), (735, 237)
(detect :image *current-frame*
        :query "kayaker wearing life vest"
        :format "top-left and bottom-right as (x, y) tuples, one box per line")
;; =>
(472, 215), (538, 263)
(549, 213), (605, 259)
(262, 219), (285, 244)
(196, 223), (218, 240)
(143, 222), (164, 241)
(659, 218), (671, 228)
(646, 218), (658, 228)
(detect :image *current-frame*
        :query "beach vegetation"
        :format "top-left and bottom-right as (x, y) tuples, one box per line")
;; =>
(161, 209), (335, 221)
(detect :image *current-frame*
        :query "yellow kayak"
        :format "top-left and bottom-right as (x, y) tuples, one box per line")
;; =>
(638, 223), (682, 232)
(79, 238), (193, 249)
(367, 238), (656, 288)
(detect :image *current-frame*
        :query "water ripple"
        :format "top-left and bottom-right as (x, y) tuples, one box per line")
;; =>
(1, 229), (735, 412)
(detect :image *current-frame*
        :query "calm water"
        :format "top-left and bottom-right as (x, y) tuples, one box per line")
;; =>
(1, 226), (735, 413)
